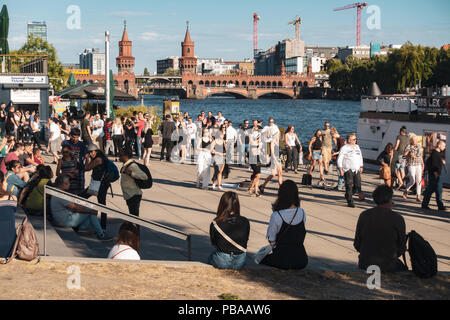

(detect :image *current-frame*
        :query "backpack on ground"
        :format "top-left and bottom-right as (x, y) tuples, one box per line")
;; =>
(104, 158), (120, 183)
(402, 230), (437, 278)
(301, 174), (312, 186)
(127, 161), (153, 189)
(1, 217), (40, 264)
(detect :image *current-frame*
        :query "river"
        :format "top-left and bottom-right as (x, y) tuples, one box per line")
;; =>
(117, 95), (361, 143)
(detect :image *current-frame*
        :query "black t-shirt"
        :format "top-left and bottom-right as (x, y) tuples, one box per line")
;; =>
(0, 109), (6, 123)
(209, 215), (250, 254)
(81, 119), (90, 138)
(6, 111), (15, 130)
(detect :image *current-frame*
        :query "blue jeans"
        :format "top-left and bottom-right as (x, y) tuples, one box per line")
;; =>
(208, 251), (247, 270)
(422, 173), (444, 209)
(337, 174), (344, 188)
(136, 136), (142, 159)
(66, 212), (104, 237)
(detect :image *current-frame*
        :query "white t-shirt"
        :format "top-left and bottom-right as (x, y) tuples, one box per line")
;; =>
(107, 244), (140, 260)
(186, 123), (197, 140)
(49, 122), (61, 141)
(92, 119), (104, 137)
(112, 123), (123, 135)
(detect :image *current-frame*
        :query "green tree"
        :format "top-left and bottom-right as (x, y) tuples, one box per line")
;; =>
(163, 68), (180, 76)
(18, 34), (65, 91)
(143, 67), (150, 76)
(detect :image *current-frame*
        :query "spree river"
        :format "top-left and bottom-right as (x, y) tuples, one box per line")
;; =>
(117, 95), (361, 144)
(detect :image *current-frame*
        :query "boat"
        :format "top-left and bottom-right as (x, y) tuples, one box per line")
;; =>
(356, 83), (450, 185)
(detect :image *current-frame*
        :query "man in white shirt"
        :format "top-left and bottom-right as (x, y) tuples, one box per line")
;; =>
(186, 117), (197, 161)
(48, 117), (61, 164)
(216, 111), (225, 126)
(337, 133), (364, 208)
(226, 120), (237, 164)
(91, 113), (104, 152)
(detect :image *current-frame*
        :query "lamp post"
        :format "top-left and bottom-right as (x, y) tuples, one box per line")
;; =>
(105, 31), (110, 118)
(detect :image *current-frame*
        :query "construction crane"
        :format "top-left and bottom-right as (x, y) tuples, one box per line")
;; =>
(253, 13), (260, 58)
(288, 16), (302, 41)
(334, 2), (368, 47)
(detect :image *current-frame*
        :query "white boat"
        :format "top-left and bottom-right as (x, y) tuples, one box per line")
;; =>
(356, 93), (450, 185)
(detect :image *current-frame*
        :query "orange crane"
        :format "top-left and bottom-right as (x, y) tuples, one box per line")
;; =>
(253, 13), (260, 58)
(288, 16), (302, 41)
(334, 2), (368, 47)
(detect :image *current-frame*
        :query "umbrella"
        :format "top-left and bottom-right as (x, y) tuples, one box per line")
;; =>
(0, 5), (9, 72)
(109, 69), (115, 119)
(56, 82), (135, 101)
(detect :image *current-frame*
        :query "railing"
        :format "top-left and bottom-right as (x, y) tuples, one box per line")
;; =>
(0, 54), (48, 75)
(43, 185), (192, 260)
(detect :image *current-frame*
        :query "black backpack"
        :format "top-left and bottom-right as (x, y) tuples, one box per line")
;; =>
(403, 230), (438, 278)
(126, 162), (153, 189)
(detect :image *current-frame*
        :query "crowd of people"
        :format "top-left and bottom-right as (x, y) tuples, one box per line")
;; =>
(0, 103), (447, 271)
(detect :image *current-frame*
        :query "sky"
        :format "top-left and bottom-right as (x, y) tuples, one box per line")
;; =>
(4, 0), (450, 74)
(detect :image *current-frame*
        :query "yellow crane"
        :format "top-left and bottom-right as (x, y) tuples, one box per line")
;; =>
(288, 16), (302, 41)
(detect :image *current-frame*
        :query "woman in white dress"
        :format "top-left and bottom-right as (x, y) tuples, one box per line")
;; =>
(196, 127), (213, 190)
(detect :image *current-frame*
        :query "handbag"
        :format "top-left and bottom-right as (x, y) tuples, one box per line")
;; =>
(212, 221), (247, 253)
(379, 166), (391, 180)
(87, 179), (101, 196)
(254, 208), (299, 264)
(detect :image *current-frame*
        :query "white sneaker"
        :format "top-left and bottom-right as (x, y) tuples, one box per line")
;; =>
(212, 184), (217, 190)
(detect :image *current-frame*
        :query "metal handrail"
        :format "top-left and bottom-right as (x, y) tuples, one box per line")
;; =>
(43, 185), (191, 260)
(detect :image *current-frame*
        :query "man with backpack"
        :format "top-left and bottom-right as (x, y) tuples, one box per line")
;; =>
(119, 148), (151, 217)
(422, 140), (447, 212)
(354, 185), (407, 272)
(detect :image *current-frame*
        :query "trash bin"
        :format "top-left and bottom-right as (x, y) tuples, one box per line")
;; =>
(0, 201), (17, 258)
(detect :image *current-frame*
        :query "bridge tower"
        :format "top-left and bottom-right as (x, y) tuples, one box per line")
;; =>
(179, 21), (197, 75)
(116, 20), (135, 76)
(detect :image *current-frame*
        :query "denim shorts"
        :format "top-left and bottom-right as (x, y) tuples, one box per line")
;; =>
(312, 150), (322, 160)
(208, 251), (246, 270)
(396, 155), (405, 170)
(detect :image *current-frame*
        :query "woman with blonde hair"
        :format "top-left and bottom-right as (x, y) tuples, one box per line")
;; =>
(112, 117), (124, 162)
(403, 133), (424, 202)
(142, 116), (154, 167)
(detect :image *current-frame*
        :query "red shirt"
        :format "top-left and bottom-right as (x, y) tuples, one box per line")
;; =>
(136, 120), (146, 137)
(0, 152), (19, 175)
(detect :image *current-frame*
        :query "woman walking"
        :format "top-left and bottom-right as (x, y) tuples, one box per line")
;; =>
(377, 143), (395, 187)
(196, 127), (213, 190)
(248, 120), (262, 197)
(308, 129), (325, 184)
(211, 125), (228, 191)
(112, 117), (124, 162)
(208, 192), (250, 270)
(260, 180), (308, 270)
(142, 117), (154, 167)
(284, 125), (301, 174)
(403, 134), (424, 202)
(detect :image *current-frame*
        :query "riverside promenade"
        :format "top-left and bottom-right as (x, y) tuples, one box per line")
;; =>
(31, 146), (450, 273)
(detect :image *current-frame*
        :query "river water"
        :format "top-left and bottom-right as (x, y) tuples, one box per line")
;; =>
(117, 95), (361, 143)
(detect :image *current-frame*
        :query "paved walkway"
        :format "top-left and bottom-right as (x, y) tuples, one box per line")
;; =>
(35, 147), (450, 272)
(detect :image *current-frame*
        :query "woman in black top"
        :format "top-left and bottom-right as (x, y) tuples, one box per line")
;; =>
(142, 119), (154, 167)
(209, 192), (250, 270)
(377, 143), (395, 187)
(211, 125), (229, 191)
(308, 130), (325, 183)
(261, 180), (308, 270)
(79, 144), (110, 230)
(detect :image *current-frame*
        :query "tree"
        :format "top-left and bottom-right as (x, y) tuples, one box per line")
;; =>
(18, 34), (65, 91)
(163, 68), (180, 76)
(143, 67), (150, 76)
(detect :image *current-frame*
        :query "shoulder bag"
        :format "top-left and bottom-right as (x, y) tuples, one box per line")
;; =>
(212, 221), (247, 253)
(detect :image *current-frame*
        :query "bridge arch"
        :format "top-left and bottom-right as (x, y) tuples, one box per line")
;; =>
(278, 81), (283, 87)
(188, 80), (193, 85)
(205, 80), (210, 87)
(208, 90), (247, 99)
(199, 80), (204, 85)
(303, 81), (308, 87)
(258, 91), (294, 99)
(266, 81), (271, 88)
(217, 80), (221, 87)
(211, 80), (216, 87)
(255, 81), (259, 87)
(235, 81), (239, 87)
(272, 81), (277, 88)
(242, 81), (247, 87)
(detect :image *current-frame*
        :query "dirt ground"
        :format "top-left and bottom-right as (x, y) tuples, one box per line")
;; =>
(0, 260), (448, 300)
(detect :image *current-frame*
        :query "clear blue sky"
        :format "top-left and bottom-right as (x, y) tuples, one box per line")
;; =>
(5, 0), (450, 74)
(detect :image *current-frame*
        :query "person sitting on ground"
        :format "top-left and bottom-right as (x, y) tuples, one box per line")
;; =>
(18, 165), (53, 216)
(354, 184), (407, 272)
(209, 192), (250, 270)
(31, 147), (44, 166)
(260, 180), (308, 270)
(20, 142), (40, 168)
(107, 222), (141, 260)
(5, 160), (28, 199)
(1, 142), (34, 178)
(50, 175), (112, 241)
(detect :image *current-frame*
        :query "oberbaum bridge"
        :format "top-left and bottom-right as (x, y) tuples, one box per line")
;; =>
(75, 23), (318, 100)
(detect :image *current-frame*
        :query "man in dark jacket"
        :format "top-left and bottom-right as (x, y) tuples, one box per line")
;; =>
(160, 115), (176, 162)
(422, 140), (446, 211)
(354, 185), (407, 272)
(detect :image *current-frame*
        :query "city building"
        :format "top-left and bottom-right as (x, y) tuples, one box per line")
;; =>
(79, 48), (105, 75)
(73, 22), (137, 98)
(305, 46), (339, 59)
(285, 57), (307, 74)
(337, 45), (371, 61)
(157, 57), (179, 75)
(179, 24), (197, 75)
(27, 21), (47, 41)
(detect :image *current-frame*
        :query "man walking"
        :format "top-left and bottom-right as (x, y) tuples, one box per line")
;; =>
(337, 133), (364, 208)
(422, 140), (446, 211)
(81, 112), (93, 147)
(160, 115), (176, 162)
